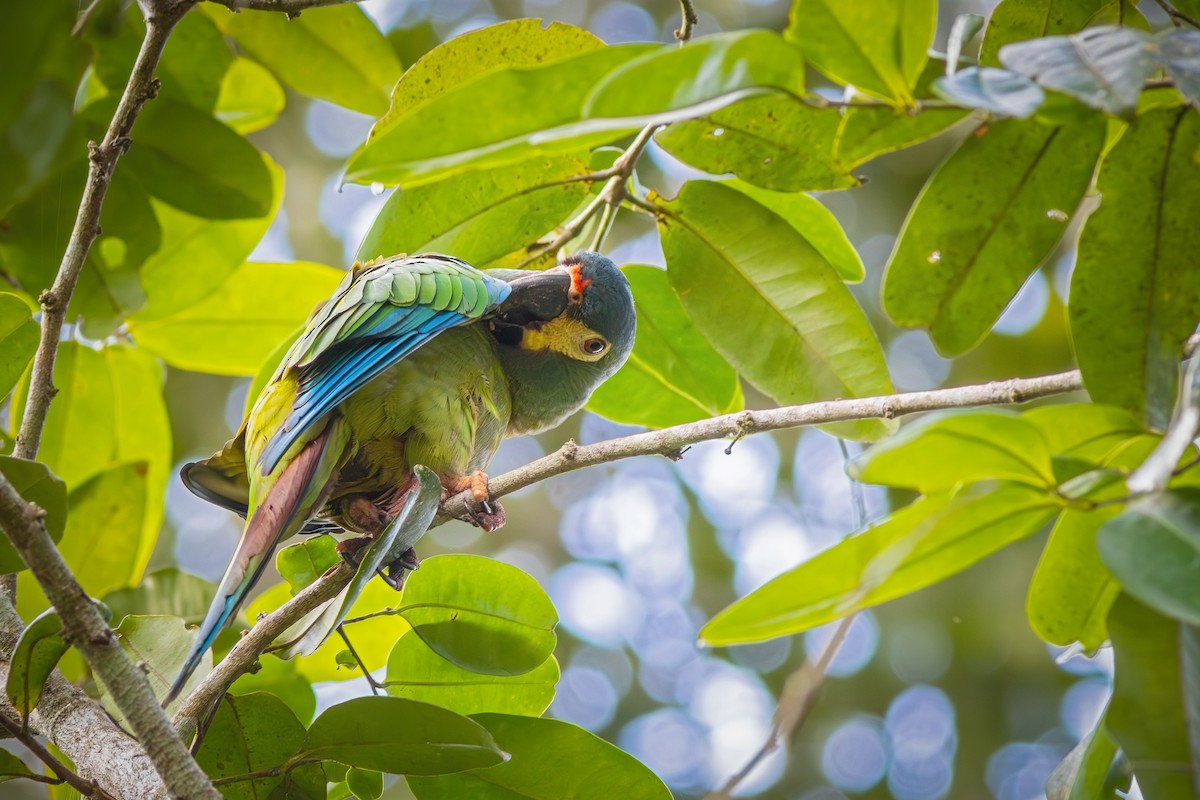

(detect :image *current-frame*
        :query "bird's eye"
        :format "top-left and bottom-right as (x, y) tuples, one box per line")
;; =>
(581, 338), (608, 356)
(569, 289), (583, 303)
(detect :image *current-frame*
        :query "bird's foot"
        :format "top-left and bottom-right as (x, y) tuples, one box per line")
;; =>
(379, 547), (421, 590)
(439, 471), (505, 532)
(336, 536), (373, 568)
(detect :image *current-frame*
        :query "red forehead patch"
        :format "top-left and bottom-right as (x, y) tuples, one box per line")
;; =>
(569, 264), (592, 295)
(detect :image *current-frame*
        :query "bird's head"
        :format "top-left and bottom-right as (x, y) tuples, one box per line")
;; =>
(488, 252), (635, 433)
(492, 251), (635, 378)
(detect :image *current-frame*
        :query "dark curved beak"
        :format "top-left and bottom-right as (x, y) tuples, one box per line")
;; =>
(494, 269), (572, 325)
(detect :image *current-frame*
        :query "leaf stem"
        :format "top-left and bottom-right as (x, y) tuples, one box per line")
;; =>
(675, 0), (699, 42)
(337, 625), (384, 694)
(1153, 0), (1200, 28)
(0, 711), (101, 796)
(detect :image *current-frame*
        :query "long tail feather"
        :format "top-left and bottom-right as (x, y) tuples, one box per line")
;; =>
(165, 428), (334, 705)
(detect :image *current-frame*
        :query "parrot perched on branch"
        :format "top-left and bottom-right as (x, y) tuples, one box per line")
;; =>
(166, 251), (635, 703)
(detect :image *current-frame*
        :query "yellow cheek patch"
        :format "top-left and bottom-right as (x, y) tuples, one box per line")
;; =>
(519, 316), (606, 362)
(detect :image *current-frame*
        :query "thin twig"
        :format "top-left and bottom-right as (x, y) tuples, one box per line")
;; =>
(336, 625), (382, 695)
(1154, 0), (1200, 28)
(0, 711), (102, 796)
(211, 759), (320, 786)
(675, 0), (699, 42)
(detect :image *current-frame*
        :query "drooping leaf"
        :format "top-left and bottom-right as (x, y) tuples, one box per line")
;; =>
(587, 265), (743, 428)
(215, 57), (286, 134)
(298, 697), (505, 775)
(849, 409), (1056, 491)
(369, 19), (603, 143)
(1028, 505), (1121, 650)
(133, 155), (283, 322)
(195, 692), (307, 799)
(1070, 107), (1200, 429)
(0, 457), (67, 571)
(129, 261), (343, 376)
(1107, 595), (1198, 799)
(655, 96), (856, 192)
(346, 768), (383, 800)
(203, 3), (401, 116)
(356, 154), (591, 267)
(0, 749), (36, 783)
(385, 631), (558, 718)
(934, 67), (1046, 117)
(701, 484), (1059, 644)
(106, 616), (211, 716)
(726, 182), (865, 282)
(884, 115), (1104, 355)
(121, 99), (273, 219)
(0, 293), (37, 401)
(1098, 489), (1200, 626)
(785, 0), (937, 105)
(345, 44), (656, 187)
(6, 607), (70, 721)
(1021, 404), (1145, 463)
(407, 715), (671, 800)
(396, 555), (557, 677)
(659, 180), (893, 441)
(999, 26), (1157, 117)
(57, 461), (148, 598)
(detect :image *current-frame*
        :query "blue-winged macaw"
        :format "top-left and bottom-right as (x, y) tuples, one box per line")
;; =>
(167, 252), (635, 702)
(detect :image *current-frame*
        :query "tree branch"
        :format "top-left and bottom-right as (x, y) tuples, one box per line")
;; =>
(675, 0), (699, 42)
(441, 368), (1085, 519)
(0, 710), (99, 796)
(203, 0), (364, 14)
(14, 0), (192, 461)
(1153, 0), (1200, 29)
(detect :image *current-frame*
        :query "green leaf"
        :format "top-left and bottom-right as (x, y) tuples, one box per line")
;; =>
(659, 180), (893, 441)
(587, 265), (743, 428)
(1000, 26), (1157, 117)
(701, 484), (1059, 645)
(278, 537), (341, 596)
(834, 103), (969, 171)
(8, 342), (115, 488)
(396, 555), (557, 677)
(123, 99), (273, 219)
(129, 261), (343, 376)
(107, 615), (211, 716)
(585, 31), (807, 119)
(884, 115), (1104, 355)
(1070, 108), (1200, 429)
(204, 3), (400, 116)
(196, 692), (307, 799)
(407, 715), (671, 800)
(231, 655), (317, 726)
(0, 1), (77, 129)
(785, 0), (937, 105)
(0, 79), (83, 218)
(1028, 506), (1121, 650)
(726, 182), (865, 282)
(385, 631), (558, 718)
(6, 607), (70, 722)
(0, 457), (67, 571)
(57, 461), (148, 598)
(1108, 595), (1199, 800)
(345, 43), (656, 187)
(849, 409), (1056, 491)
(980, 0), (1143, 67)
(104, 568), (217, 626)
(655, 96), (857, 193)
(1021, 404), (1145, 462)
(1046, 719), (1117, 800)
(346, 768), (383, 800)
(216, 57), (286, 135)
(133, 155), (283, 322)
(356, 154), (591, 267)
(1098, 489), (1200, 626)
(0, 293), (37, 401)
(369, 19), (603, 144)
(298, 696), (505, 775)
(934, 67), (1046, 117)
(0, 748), (36, 783)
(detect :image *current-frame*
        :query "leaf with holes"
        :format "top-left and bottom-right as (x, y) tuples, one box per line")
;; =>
(884, 116), (1104, 356)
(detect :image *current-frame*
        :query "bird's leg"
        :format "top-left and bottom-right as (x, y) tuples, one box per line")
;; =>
(439, 470), (506, 532)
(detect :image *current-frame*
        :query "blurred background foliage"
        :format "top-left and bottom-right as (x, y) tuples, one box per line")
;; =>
(3, 0), (1198, 797)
